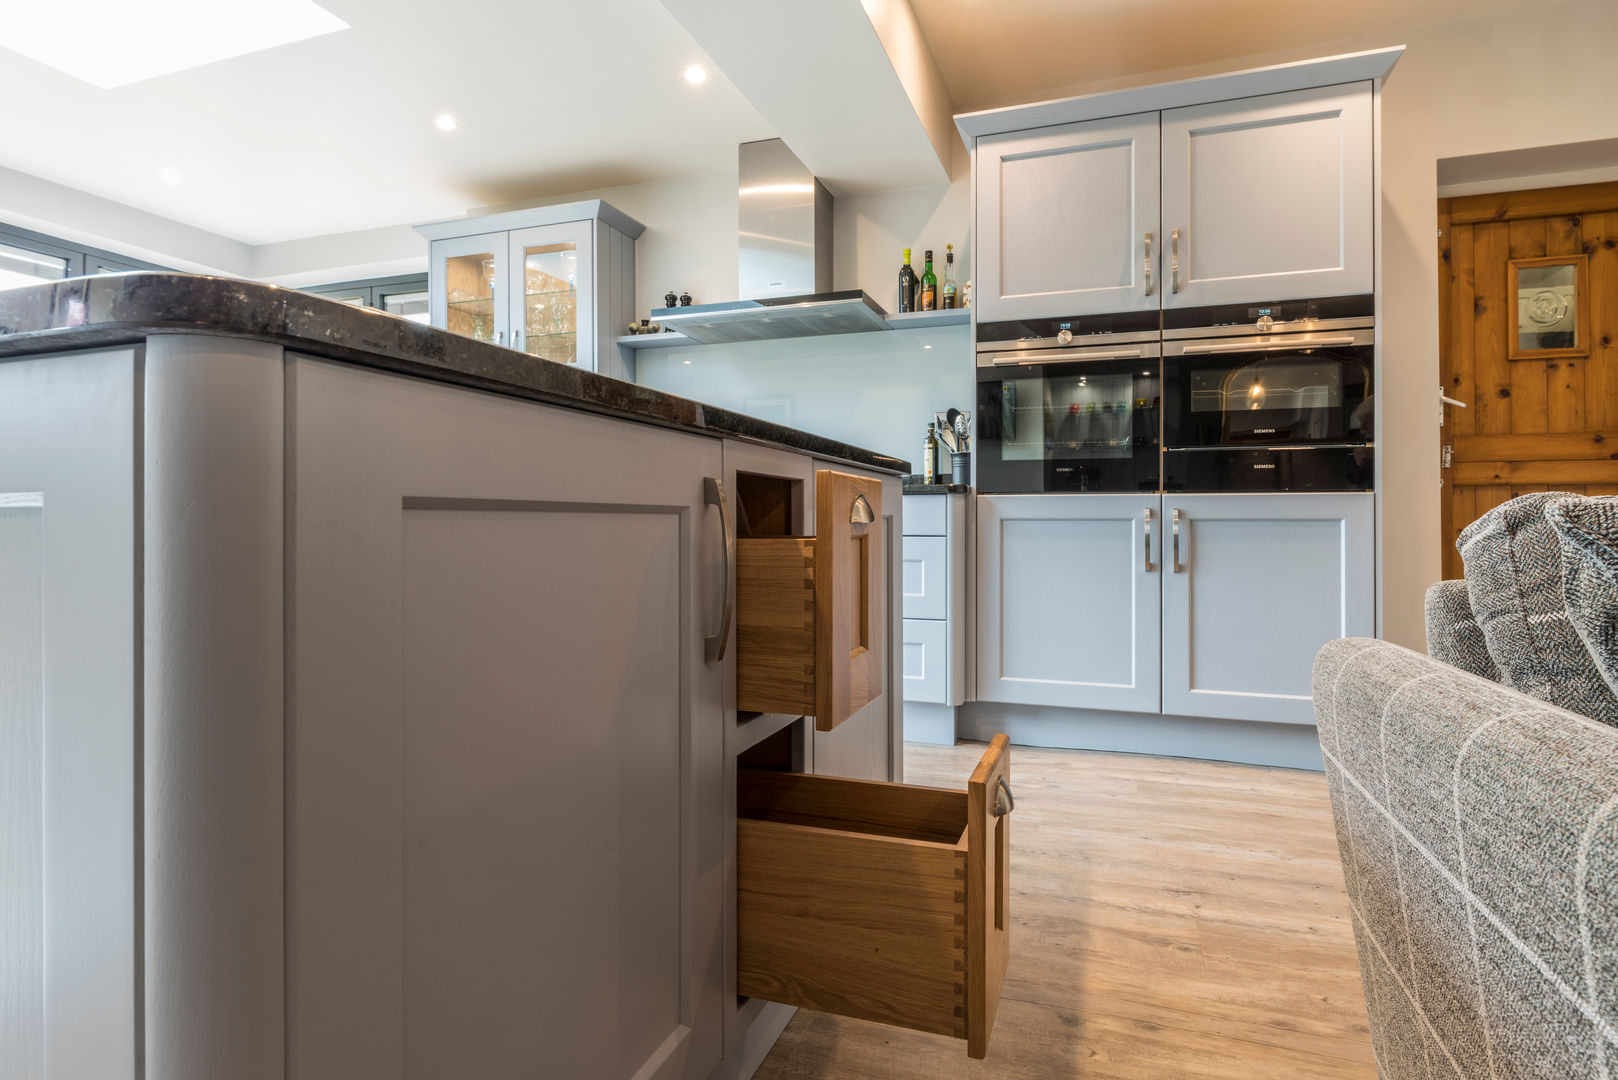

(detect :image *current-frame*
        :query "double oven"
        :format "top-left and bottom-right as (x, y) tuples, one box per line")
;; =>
(976, 298), (1374, 494)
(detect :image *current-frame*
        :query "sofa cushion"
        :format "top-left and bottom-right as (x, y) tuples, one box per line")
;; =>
(1424, 579), (1501, 681)
(1457, 491), (1618, 725)
(1546, 495), (1618, 707)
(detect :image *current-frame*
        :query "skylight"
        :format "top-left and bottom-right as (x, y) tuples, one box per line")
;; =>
(0, 0), (349, 89)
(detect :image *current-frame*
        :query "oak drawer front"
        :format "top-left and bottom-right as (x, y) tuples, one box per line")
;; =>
(901, 536), (948, 622)
(902, 618), (948, 704)
(737, 736), (1012, 1058)
(902, 495), (948, 537)
(735, 470), (885, 731)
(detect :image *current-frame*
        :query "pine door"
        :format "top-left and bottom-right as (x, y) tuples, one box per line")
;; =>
(1439, 181), (1618, 579)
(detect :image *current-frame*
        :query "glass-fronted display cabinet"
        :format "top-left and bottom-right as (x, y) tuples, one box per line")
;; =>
(418, 201), (642, 378)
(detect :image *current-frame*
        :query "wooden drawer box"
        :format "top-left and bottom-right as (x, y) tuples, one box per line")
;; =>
(737, 736), (1013, 1058)
(736, 470), (884, 731)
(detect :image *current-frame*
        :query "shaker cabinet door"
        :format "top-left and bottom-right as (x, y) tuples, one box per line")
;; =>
(1160, 493), (1374, 724)
(286, 356), (725, 1080)
(976, 112), (1161, 322)
(1160, 82), (1373, 309)
(976, 494), (1161, 713)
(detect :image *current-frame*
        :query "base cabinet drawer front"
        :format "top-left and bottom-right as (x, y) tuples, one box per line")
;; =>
(736, 470), (885, 731)
(1161, 493), (1374, 724)
(903, 618), (948, 704)
(1160, 82), (1373, 310)
(902, 536), (949, 622)
(902, 494), (948, 537)
(737, 736), (1012, 1059)
(977, 494), (1162, 713)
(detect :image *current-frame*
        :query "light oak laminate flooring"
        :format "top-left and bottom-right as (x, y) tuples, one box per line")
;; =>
(752, 741), (1375, 1080)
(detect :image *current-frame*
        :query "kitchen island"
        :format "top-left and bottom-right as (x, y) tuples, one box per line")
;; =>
(0, 273), (910, 1080)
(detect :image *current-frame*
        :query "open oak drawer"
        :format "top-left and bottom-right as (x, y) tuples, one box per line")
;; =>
(737, 735), (1012, 1058)
(735, 469), (883, 731)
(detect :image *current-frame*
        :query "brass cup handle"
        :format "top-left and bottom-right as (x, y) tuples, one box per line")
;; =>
(850, 493), (875, 524)
(704, 477), (734, 664)
(993, 776), (1015, 817)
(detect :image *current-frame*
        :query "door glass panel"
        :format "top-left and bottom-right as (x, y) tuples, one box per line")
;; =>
(445, 252), (497, 342)
(323, 293), (368, 307)
(0, 241), (69, 292)
(521, 241), (578, 364)
(382, 288), (430, 324)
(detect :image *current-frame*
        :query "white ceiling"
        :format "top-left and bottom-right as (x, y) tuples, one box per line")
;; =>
(0, 0), (772, 244)
(910, 0), (1562, 112)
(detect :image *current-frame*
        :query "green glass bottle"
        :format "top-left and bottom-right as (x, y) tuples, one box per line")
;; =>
(919, 249), (937, 311)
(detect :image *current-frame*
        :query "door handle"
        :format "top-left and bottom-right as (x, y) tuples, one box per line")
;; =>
(1172, 507), (1185, 573)
(1144, 232), (1154, 297)
(495, 330), (505, 346)
(1180, 336), (1359, 355)
(513, 328), (524, 352)
(1143, 507), (1155, 573)
(703, 476), (734, 664)
(1170, 229), (1182, 294)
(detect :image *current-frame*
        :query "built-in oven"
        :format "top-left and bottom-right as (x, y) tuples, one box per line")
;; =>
(1161, 322), (1374, 492)
(976, 323), (1161, 494)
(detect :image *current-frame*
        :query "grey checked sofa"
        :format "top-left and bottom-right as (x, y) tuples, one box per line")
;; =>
(1315, 492), (1618, 1077)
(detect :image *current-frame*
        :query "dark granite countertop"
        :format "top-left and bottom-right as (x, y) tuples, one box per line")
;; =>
(903, 476), (971, 494)
(0, 273), (908, 475)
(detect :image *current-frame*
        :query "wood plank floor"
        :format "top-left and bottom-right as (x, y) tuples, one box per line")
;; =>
(753, 741), (1376, 1079)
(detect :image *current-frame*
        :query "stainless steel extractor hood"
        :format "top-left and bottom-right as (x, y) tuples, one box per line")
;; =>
(650, 139), (893, 345)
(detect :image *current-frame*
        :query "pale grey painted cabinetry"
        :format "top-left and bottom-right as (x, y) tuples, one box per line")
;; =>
(900, 493), (970, 744)
(972, 82), (1373, 320)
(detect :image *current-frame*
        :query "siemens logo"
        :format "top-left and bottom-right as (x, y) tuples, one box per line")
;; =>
(1252, 463), (1276, 470)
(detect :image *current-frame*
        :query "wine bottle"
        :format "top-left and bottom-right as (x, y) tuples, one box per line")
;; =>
(898, 248), (916, 313)
(919, 250), (937, 311)
(941, 243), (958, 309)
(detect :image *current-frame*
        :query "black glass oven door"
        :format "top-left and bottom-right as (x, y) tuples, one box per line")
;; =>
(1163, 338), (1372, 448)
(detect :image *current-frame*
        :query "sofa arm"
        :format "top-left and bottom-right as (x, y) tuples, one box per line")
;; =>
(1424, 579), (1501, 681)
(1312, 638), (1618, 1078)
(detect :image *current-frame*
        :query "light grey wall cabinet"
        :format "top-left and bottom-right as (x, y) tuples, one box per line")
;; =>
(1160, 493), (1375, 724)
(1160, 83), (1373, 309)
(416, 200), (643, 379)
(287, 356), (727, 1080)
(975, 112), (1160, 322)
(976, 494), (1162, 713)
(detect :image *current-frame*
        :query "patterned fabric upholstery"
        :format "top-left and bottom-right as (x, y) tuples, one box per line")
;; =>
(1547, 496), (1618, 702)
(1425, 579), (1501, 681)
(1314, 638), (1618, 1077)
(1457, 491), (1618, 725)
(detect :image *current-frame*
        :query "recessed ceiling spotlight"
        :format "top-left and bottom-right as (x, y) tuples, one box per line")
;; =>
(434, 113), (458, 132)
(923, 344), (933, 349)
(158, 167), (183, 185)
(684, 64), (707, 85)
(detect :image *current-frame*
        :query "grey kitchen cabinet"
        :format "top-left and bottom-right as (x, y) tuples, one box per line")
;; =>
(416, 200), (643, 378)
(287, 355), (726, 1080)
(1160, 83), (1373, 309)
(974, 112), (1161, 322)
(901, 492), (970, 746)
(976, 493), (1162, 713)
(1160, 492), (1374, 724)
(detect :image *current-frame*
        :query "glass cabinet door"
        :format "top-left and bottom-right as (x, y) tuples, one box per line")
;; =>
(432, 232), (509, 345)
(509, 222), (594, 367)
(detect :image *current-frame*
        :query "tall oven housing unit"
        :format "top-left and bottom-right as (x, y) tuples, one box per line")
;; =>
(963, 60), (1391, 745)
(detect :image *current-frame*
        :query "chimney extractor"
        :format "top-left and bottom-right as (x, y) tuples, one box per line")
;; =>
(738, 138), (832, 300)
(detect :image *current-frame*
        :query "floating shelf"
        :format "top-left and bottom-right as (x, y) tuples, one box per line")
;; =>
(615, 306), (969, 351)
(884, 309), (971, 330)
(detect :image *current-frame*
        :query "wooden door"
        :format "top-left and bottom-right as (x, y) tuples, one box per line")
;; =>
(1161, 82), (1373, 310)
(974, 111), (1160, 322)
(1161, 493), (1375, 725)
(286, 356), (726, 1080)
(1438, 181), (1618, 579)
(976, 493), (1161, 713)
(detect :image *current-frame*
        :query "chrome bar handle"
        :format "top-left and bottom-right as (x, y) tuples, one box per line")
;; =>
(1144, 232), (1154, 296)
(1171, 507), (1185, 573)
(1170, 229), (1182, 294)
(1143, 507), (1155, 573)
(495, 330), (505, 346)
(703, 477), (734, 664)
(513, 329), (523, 352)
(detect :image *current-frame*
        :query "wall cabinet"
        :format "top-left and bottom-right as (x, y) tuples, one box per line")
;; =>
(975, 112), (1160, 322)
(417, 200), (643, 378)
(1161, 493), (1374, 724)
(1160, 83), (1373, 310)
(976, 494), (1162, 713)
(971, 82), (1373, 320)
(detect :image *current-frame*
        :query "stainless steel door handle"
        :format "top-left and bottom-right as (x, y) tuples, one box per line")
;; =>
(1171, 507), (1185, 573)
(1170, 229), (1181, 294)
(704, 476), (734, 664)
(1144, 232), (1154, 297)
(513, 329), (523, 351)
(1143, 507), (1155, 573)
(495, 329), (505, 346)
